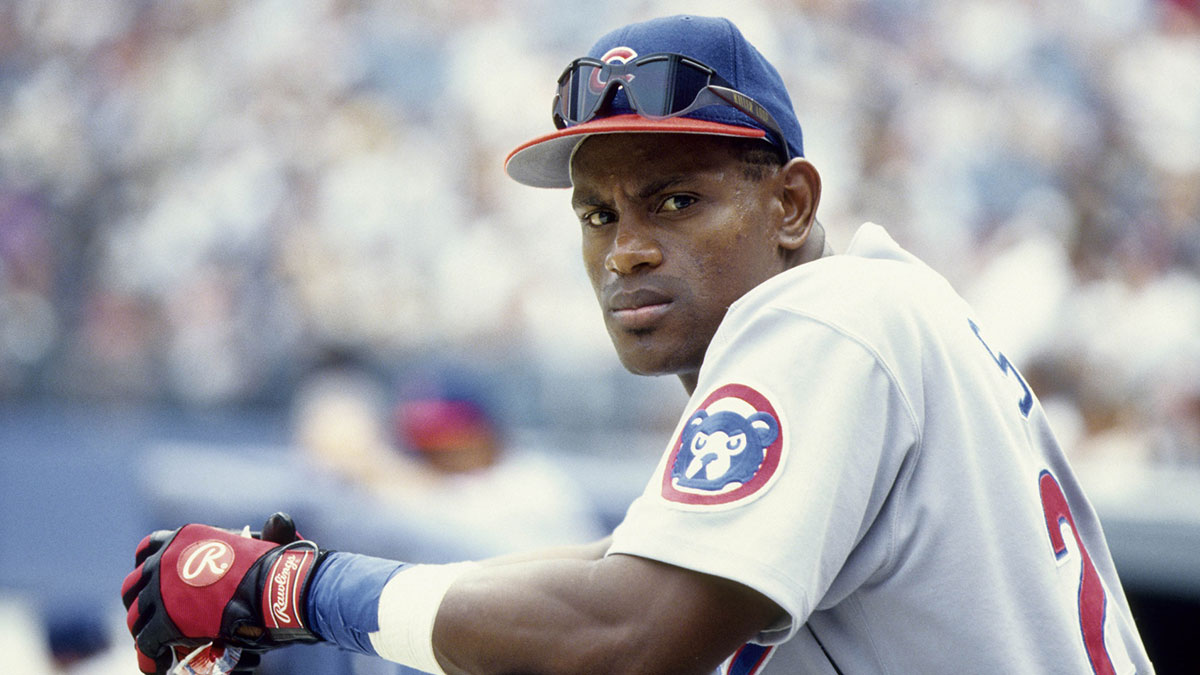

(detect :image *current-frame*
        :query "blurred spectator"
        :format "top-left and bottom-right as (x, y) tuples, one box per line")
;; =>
(268, 363), (608, 675)
(291, 362), (607, 560)
(387, 371), (608, 554)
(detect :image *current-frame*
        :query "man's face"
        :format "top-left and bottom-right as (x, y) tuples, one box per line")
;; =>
(571, 133), (788, 389)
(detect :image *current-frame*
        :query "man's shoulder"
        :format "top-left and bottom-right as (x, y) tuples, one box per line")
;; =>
(712, 224), (971, 379)
(737, 228), (954, 328)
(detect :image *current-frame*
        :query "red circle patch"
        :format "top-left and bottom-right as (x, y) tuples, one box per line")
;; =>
(661, 383), (784, 506)
(176, 540), (235, 587)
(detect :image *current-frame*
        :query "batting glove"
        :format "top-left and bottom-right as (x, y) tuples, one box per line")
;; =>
(121, 513), (327, 674)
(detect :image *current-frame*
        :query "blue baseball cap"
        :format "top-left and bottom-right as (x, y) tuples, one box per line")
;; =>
(505, 15), (805, 188)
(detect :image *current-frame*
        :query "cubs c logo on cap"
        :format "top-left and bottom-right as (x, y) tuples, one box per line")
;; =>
(590, 46), (638, 93)
(177, 540), (234, 587)
(661, 383), (785, 508)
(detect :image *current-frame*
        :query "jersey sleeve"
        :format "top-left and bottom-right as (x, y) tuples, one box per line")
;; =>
(608, 304), (921, 644)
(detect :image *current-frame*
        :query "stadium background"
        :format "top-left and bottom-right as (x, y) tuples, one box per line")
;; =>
(1, 0), (1197, 672)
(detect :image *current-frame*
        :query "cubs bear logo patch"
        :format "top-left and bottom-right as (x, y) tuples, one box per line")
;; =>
(662, 383), (785, 507)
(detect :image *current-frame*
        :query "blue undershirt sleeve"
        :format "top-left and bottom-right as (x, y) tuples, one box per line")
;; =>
(305, 551), (408, 656)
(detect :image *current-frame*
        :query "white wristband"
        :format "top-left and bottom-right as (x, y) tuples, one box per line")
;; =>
(368, 561), (479, 674)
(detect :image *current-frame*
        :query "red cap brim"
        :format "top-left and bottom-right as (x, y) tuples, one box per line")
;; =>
(504, 114), (769, 189)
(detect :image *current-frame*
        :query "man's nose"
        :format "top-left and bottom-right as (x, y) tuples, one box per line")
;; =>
(605, 219), (663, 275)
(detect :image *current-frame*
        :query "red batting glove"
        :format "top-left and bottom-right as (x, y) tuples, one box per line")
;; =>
(121, 514), (327, 674)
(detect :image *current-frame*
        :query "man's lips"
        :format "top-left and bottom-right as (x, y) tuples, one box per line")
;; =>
(605, 287), (674, 330)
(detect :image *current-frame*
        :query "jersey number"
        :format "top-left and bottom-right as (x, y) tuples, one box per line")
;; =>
(972, 320), (1123, 672)
(1039, 470), (1116, 675)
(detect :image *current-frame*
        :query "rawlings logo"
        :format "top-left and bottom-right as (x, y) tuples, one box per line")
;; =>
(177, 540), (234, 587)
(269, 554), (301, 625)
(263, 548), (314, 630)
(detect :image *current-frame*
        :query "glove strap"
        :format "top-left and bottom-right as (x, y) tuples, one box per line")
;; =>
(260, 541), (322, 641)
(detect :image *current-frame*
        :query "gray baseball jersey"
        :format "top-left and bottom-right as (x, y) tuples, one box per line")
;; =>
(608, 224), (1153, 674)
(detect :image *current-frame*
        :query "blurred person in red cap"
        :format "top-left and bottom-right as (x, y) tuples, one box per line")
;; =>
(381, 380), (606, 558)
(395, 395), (499, 475)
(288, 361), (605, 560)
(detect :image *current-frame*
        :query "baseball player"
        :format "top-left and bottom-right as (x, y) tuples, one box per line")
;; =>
(122, 15), (1155, 674)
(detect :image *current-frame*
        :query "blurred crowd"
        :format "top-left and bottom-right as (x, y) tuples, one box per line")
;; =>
(1, 0), (1198, 471)
(2, 1), (1199, 672)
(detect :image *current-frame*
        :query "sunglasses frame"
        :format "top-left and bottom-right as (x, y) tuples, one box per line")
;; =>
(551, 52), (791, 160)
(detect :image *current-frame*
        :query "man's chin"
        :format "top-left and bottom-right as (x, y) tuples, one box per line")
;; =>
(612, 341), (686, 379)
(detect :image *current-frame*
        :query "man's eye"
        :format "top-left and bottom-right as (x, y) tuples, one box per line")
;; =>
(659, 195), (696, 212)
(582, 210), (615, 228)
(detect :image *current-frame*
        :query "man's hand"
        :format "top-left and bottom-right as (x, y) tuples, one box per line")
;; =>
(121, 513), (327, 674)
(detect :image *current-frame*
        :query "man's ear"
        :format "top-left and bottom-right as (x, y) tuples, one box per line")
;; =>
(775, 158), (821, 251)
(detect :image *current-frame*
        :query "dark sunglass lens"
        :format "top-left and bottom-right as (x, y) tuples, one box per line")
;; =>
(622, 58), (672, 116)
(561, 63), (605, 123)
(668, 63), (710, 114)
(622, 57), (711, 118)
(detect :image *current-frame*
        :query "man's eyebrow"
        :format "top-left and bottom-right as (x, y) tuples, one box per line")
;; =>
(637, 175), (691, 201)
(572, 175), (694, 209)
(571, 190), (605, 210)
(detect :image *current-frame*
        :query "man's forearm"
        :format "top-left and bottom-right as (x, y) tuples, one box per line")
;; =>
(432, 556), (631, 675)
(431, 553), (781, 675)
(308, 547), (780, 675)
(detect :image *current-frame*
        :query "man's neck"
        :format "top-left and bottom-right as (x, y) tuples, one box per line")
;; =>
(679, 372), (699, 396)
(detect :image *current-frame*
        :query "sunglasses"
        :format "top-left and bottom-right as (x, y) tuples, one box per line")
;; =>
(552, 52), (791, 160)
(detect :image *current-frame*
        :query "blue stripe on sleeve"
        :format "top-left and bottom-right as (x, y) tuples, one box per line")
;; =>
(306, 551), (408, 655)
(727, 643), (773, 675)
